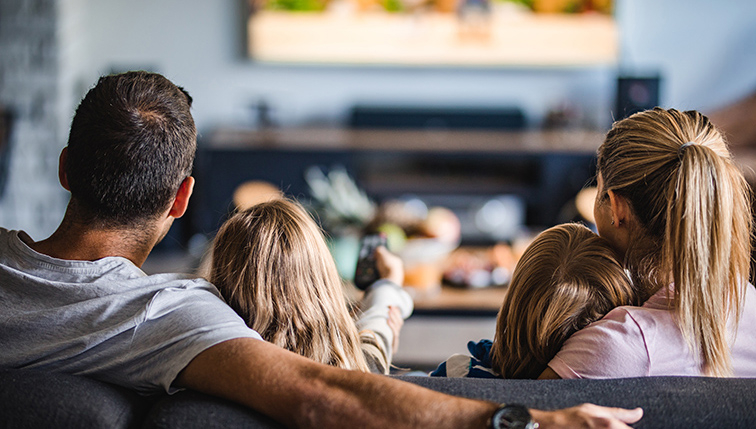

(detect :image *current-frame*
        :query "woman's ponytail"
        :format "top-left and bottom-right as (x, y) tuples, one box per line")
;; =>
(598, 108), (752, 377)
(668, 143), (750, 376)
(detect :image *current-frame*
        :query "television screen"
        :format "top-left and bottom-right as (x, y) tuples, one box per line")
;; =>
(247, 0), (617, 67)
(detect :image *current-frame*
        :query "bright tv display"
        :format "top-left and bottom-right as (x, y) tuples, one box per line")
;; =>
(247, 0), (617, 67)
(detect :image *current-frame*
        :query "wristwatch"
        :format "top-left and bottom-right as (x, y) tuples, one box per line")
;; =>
(488, 403), (539, 429)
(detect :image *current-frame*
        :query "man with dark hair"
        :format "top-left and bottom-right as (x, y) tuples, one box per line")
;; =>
(65, 71), (197, 228)
(0, 71), (256, 394)
(0, 71), (642, 428)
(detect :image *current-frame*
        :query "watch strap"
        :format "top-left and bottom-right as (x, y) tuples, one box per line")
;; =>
(488, 403), (539, 429)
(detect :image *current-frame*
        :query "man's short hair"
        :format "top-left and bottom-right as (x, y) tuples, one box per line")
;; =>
(65, 71), (197, 226)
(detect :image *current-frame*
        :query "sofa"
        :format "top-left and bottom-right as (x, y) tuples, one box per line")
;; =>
(2, 368), (755, 428)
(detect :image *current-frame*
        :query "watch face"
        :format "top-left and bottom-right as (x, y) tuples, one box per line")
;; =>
(491, 404), (536, 429)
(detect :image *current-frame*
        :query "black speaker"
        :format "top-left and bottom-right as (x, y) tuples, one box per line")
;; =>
(615, 75), (661, 120)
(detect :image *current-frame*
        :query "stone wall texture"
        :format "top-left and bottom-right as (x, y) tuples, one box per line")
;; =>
(0, 0), (69, 239)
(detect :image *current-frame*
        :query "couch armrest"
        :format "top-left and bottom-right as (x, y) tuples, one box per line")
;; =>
(0, 368), (149, 429)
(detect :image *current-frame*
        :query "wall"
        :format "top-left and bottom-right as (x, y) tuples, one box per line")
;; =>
(1, 0), (755, 239)
(0, 0), (69, 239)
(71, 0), (616, 133)
(71, 0), (756, 133)
(616, 0), (756, 111)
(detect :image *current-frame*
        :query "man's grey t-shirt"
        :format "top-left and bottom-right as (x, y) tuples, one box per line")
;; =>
(0, 228), (261, 394)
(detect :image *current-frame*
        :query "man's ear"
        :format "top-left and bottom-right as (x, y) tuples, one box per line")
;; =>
(607, 189), (631, 227)
(58, 147), (70, 191)
(168, 176), (195, 219)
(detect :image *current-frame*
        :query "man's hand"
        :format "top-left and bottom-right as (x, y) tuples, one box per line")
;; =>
(531, 404), (643, 429)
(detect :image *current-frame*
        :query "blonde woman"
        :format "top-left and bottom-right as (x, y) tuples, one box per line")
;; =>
(209, 198), (413, 374)
(543, 108), (756, 379)
(431, 223), (638, 378)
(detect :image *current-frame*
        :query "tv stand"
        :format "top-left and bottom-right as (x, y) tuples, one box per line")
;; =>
(192, 127), (604, 243)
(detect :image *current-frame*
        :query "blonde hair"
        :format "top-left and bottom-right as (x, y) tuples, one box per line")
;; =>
(210, 198), (381, 373)
(490, 223), (638, 379)
(597, 107), (752, 376)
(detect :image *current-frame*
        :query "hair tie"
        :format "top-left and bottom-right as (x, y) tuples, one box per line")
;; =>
(678, 141), (695, 158)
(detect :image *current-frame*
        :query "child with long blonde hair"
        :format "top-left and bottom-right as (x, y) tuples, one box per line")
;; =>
(209, 198), (413, 374)
(431, 223), (638, 378)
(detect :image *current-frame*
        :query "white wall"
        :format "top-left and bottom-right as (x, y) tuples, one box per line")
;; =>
(64, 0), (756, 136)
(68, 0), (617, 134)
(3, 0), (755, 239)
(616, 0), (756, 111)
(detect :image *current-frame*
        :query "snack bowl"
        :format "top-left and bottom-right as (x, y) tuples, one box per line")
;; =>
(399, 237), (458, 297)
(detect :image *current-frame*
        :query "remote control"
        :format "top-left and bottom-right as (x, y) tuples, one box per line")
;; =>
(353, 234), (388, 290)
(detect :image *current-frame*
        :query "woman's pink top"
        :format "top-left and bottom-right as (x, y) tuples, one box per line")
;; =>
(548, 283), (756, 378)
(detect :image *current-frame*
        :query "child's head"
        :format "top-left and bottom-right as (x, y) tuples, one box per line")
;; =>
(490, 223), (638, 379)
(209, 198), (371, 372)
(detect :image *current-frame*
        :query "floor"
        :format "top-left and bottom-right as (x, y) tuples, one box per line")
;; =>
(393, 315), (496, 372)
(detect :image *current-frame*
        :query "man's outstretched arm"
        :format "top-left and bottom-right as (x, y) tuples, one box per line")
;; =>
(175, 338), (642, 429)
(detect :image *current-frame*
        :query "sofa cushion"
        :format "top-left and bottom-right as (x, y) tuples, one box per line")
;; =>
(0, 368), (150, 429)
(3, 368), (756, 428)
(397, 375), (756, 429)
(140, 375), (756, 428)
(143, 389), (282, 429)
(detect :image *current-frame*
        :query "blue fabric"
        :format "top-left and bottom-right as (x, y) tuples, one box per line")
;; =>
(430, 339), (500, 379)
(430, 361), (448, 377)
(467, 339), (494, 367)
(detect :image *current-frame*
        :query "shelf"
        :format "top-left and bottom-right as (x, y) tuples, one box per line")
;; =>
(208, 127), (606, 154)
(411, 285), (507, 315)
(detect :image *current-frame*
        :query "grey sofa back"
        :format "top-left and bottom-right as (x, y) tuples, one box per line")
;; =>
(2, 368), (756, 428)
(0, 368), (148, 429)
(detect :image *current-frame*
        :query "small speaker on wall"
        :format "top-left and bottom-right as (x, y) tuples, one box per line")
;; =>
(615, 75), (662, 120)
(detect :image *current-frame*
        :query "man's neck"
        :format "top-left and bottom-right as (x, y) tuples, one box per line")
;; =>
(28, 217), (161, 267)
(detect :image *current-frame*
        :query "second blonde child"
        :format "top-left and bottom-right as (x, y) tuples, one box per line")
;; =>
(432, 223), (638, 378)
